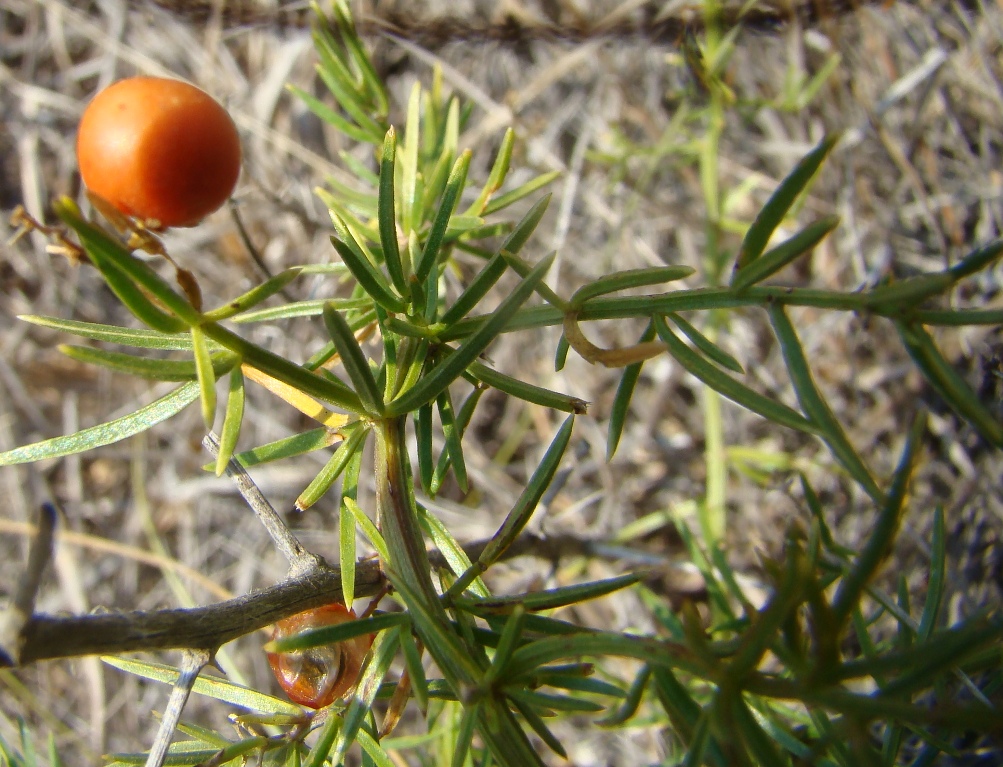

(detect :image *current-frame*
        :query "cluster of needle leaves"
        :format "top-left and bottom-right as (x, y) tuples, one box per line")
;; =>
(3, 1), (1003, 765)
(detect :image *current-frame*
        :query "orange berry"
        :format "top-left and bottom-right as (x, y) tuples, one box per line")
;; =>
(76, 77), (241, 228)
(266, 603), (374, 709)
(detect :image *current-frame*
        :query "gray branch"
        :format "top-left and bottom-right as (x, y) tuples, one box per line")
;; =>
(0, 503), (58, 666)
(11, 558), (385, 665)
(203, 432), (321, 576)
(5, 532), (698, 666)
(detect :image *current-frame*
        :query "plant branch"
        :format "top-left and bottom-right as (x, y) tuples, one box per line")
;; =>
(0, 503), (58, 666)
(11, 559), (384, 665)
(203, 432), (321, 575)
(3, 528), (697, 666)
(145, 648), (212, 767)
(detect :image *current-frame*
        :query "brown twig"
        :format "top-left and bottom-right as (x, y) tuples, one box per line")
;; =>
(12, 559), (385, 664)
(0, 503), (58, 666)
(203, 432), (322, 576)
(6, 531), (702, 665)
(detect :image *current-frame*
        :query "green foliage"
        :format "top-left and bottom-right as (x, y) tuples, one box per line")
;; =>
(5, 2), (1003, 766)
(0, 720), (62, 767)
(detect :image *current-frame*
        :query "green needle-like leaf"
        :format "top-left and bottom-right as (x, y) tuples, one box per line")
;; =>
(356, 726), (395, 767)
(598, 666), (651, 727)
(21, 316), (192, 349)
(509, 688), (605, 714)
(387, 253), (555, 415)
(499, 249), (567, 311)
(386, 570), (485, 685)
(439, 252), (508, 327)
(232, 297), (371, 324)
(874, 274), (962, 314)
(323, 303), (384, 415)
(464, 127), (514, 216)
(191, 326), (217, 430)
(607, 322), (654, 460)
(295, 424), (369, 510)
(452, 704), (479, 767)
(171, 723), (230, 748)
(106, 744), (222, 765)
(444, 215), (487, 238)
(768, 304), (881, 500)
(508, 696), (568, 758)
(430, 386), (483, 496)
(331, 0), (388, 117)
(215, 367), (245, 476)
(917, 507), (945, 641)
(330, 235), (406, 315)
(415, 151), (470, 283)
(537, 673), (626, 699)
(436, 389), (468, 492)
(555, 333), (570, 371)
(570, 266), (695, 308)
(440, 194), (551, 326)
(948, 238), (1003, 281)
(730, 695), (788, 767)
(449, 414), (574, 596)
(416, 401), (434, 494)
(654, 316), (818, 436)
(312, 37), (384, 142)
(287, 82), (375, 144)
(101, 656), (300, 715)
(858, 616), (1003, 700)
(329, 629), (400, 767)
(832, 412), (924, 628)
(735, 133), (839, 271)
(483, 170), (561, 215)
(897, 321), (1003, 447)
(654, 668), (726, 765)
(340, 444), (366, 597)
(266, 612), (409, 653)
(301, 707), (338, 767)
(731, 215), (839, 291)
(398, 626), (429, 713)
(323, 172), (379, 213)
(226, 427), (343, 468)
(205, 321), (370, 410)
(667, 313), (744, 373)
(466, 359), (587, 414)
(401, 84), (421, 234)
(407, 234), (426, 316)
(378, 128), (408, 294)
(460, 573), (641, 615)
(340, 499), (357, 607)
(0, 382), (199, 466)
(681, 713), (714, 767)
(484, 605), (527, 686)
(58, 345), (237, 381)
(422, 148), (455, 222)
(72, 238), (188, 333)
(344, 497), (390, 562)
(416, 503), (490, 597)
(726, 551), (804, 682)
(202, 268), (303, 322)
(509, 629), (705, 683)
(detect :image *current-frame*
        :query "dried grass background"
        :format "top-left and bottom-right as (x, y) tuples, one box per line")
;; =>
(2, 0), (1003, 764)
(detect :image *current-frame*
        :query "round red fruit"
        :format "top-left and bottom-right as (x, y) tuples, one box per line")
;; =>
(76, 76), (241, 228)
